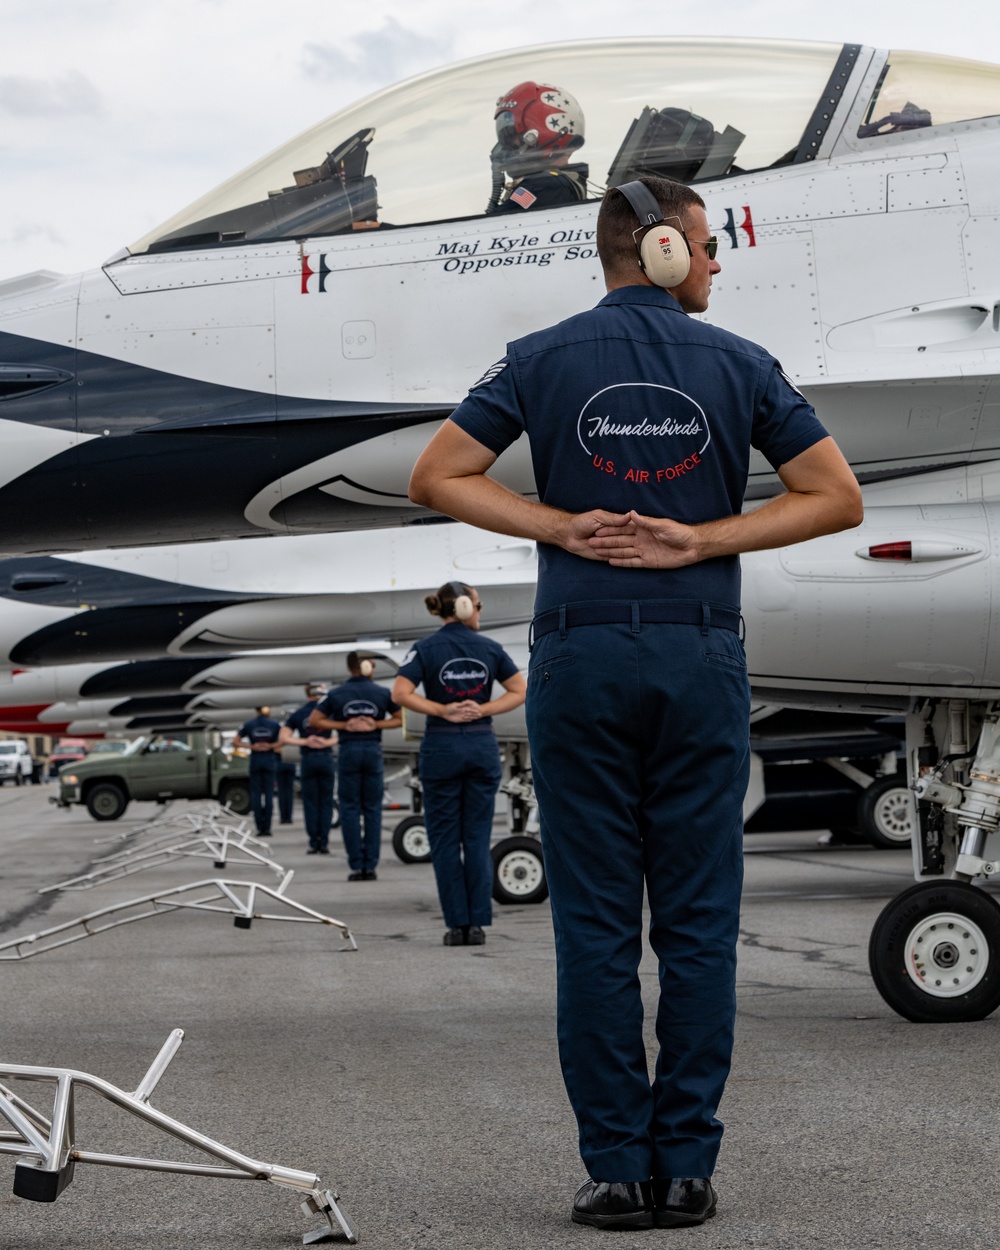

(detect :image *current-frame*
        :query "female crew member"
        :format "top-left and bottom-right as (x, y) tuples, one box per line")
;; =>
(392, 582), (526, 946)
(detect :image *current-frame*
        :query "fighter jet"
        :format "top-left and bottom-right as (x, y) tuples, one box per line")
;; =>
(0, 522), (536, 668)
(1, 37), (998, 555)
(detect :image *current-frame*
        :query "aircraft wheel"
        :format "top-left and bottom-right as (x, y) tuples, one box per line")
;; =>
(492, 836), (548, 905)
(869, 881), (1000, 1022)
(393, 815), (431, 864)
(85, 783), (129, 822)
(858, 776), (913, 849)
(219, 779), (251, 815)
(331, 799), (340, 829)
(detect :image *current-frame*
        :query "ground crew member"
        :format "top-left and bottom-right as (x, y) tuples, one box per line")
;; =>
(281, 683), (336, 854)
(391, 583), (526, 946)
(407, 176), (862, 1227)
(233, 705), (282, 837)
(309, 655), (400, 880)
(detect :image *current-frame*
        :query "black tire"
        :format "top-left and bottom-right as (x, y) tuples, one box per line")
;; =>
(869, 880), (1000, 1022)
(857, 776), (914, 849)
(85, 783), (129, 822)
(219, 779), (251, 815)
(392, 815), (431, 864)
(331, 799), (340, 829)
(14, 771), (23, 787)
(491, 836), (548, 905)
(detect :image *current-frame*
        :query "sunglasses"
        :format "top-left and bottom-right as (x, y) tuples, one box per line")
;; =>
(689, 236), (719, 260)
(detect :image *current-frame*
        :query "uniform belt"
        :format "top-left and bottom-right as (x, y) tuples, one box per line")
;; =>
(531, 600), (742, 642)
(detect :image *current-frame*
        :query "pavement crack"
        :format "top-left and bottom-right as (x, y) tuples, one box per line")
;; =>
(739, 925), (870, 977)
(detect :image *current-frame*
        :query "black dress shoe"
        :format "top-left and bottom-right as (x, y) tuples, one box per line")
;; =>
(362, 869), (378, 880)
(347, 871), (365, 881)
(443, 927), (465, 946)
(466, 925), (486, 945)
(650, 1177), (717, 1228)
(306, 848), (319, 855)
(318, 847), (329, 854)
(571, 1179), (652, 1230)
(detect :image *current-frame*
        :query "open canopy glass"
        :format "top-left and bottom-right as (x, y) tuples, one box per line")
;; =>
(130, 38), (844, 254)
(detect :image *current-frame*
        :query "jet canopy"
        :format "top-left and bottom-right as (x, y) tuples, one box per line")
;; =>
(129, 38), (1000, 255)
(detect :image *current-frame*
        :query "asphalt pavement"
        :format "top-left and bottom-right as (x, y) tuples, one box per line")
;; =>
(0, 785), (997, 1250)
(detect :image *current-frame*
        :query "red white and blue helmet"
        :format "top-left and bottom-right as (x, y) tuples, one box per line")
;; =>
(494, 82), (585, 154)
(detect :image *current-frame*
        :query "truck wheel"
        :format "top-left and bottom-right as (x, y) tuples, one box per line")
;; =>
(869, 881), (1000, 1022)
(857, 776), (914, 848)
(219, 780), (251, 815)
(392, 815), (431, 864)
(85, 783), (129, 821)
(14, 771), (23, 787)
(492, 836), (548, 905)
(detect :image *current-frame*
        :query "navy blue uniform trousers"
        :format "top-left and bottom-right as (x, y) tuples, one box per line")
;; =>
(420, 727), (502, 929)
(300, 752), (335, 850)
(526, 614), (749, 1182)
(248, 756), (278, 835)
(338, 741), (383, 872)
(276, 759), (296, 823)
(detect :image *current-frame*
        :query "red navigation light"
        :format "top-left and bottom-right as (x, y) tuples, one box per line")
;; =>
(867, 542), (913, 561)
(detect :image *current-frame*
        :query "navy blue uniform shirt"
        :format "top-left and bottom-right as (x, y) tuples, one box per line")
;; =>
(449, 285), (828, 614)
(317, 677), (398, 743)
(396, 622), (519, 733)
(237, 714), (281, 745)
(285, 701), (334, 753)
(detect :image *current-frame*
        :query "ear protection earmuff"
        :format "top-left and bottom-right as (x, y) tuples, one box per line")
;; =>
(359, 658), (375, 677)
(446, 581), (475, 622)
(615, 180), (691, 289)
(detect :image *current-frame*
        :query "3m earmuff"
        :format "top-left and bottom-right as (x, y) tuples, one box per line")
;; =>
(615, 180), (691, 289)
(359, 658), (375, 677)
(446, 581), (475, 622)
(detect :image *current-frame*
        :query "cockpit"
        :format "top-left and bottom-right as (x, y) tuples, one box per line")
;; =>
(127, 39), (1000, 256)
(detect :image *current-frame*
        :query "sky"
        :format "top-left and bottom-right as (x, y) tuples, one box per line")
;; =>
(2, 0), (1000, 280)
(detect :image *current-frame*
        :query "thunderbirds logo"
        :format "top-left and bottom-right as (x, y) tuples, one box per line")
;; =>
(577, 383), (711, 486)
(439, 657), (490, 697)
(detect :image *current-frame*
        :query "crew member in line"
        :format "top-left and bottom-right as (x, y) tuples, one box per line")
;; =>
(391, 583), (526, 946)
(281, 683), (336, 855)
(233, 705), (282, 837)
(310, 655), (400, 881)
(406, 176), (861, 1227)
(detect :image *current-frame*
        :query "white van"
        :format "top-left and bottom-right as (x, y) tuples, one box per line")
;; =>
(0, 739), (34, 785)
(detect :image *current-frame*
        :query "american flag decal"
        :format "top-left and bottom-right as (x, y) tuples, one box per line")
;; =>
(510, 185), (537, 209)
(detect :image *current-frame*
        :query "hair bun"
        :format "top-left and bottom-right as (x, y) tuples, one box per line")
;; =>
(424, 593), (442, 616)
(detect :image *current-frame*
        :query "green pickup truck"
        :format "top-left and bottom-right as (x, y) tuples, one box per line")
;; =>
(55, 732), (251, 821)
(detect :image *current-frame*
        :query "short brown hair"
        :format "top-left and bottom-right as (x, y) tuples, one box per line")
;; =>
(597, 176), (705, 278)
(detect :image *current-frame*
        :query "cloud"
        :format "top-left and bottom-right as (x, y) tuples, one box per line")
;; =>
(0, 220), (67, 248)
(302, 16), (454, 87)
(0, 70), (103, 118)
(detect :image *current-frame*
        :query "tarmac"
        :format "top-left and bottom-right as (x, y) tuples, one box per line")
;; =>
(0, 783), (997, 1250)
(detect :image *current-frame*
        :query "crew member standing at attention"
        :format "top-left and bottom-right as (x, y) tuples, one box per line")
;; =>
(233, 705), (282, 837)
(309, 655), (400, 881)
(391, 583), (526, 947)
(407, 176), (861, 1228)
(280, 683), (336, 855)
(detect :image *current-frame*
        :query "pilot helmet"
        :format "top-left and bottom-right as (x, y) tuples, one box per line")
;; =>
(494, 81), (584, 165)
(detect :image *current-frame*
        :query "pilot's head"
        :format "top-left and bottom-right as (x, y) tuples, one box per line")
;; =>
(492, 81), (584, 177)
